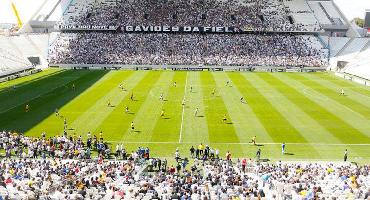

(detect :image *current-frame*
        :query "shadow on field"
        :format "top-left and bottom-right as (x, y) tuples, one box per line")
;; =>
(284, 152), (295, 156)
(0, 70), (71, 112)
(0, 70), (108, 133)
(0, 70), (63, 94)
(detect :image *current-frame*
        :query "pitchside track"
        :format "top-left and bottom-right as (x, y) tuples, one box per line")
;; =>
(1, 69), (370, 162)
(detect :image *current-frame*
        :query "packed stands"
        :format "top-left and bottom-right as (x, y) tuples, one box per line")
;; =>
(48, 0), (332, 68)
(59, 0), (321, 32)
(49, 33), (328, 67)
(0, 129), (369, 199)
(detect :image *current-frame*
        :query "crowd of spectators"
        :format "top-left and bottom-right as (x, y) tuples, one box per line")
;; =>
(61, 0), (320, 32)
(51, 0), (328, 67)
(49, 32), (328, 67)
(1, 131), (370, 199)
(0, 130), (151, 161)
(0, 157), (369, 199)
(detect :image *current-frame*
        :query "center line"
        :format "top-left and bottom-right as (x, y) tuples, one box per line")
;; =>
(179, 72), (188, 143)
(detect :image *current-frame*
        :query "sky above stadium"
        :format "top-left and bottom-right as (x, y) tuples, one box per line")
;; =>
(0, 0), (369, 24)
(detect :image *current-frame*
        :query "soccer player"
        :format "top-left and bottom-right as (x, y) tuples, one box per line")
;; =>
(161, 109), (165, 118)
(223, 114), (227, 123)
(173, 81), (177, 87)
(256, 149), (261, 162)
(160, 93), (164, 101)
(72, 83), (75, 91)
(344, 149), (348, 162)
(226, 81), (230, 86)
(240, 97), (246, 103)
(194, 107), (199, 117)
(282, 142), (285, 155)
(99, 131), (103, 140)
(190, 86), (193, 93)
(125, 106), (129, 113)
(25, 104), (29, 112)
(119, 83), (125, 91)
(121, 83), (127, 91)
(131, 122), (135, 132)
(340, 88), (345, 96)
(182, 98), (186, 106)
(107, 100), (111, 107)
(226, 151), (231, 161)
(189, 146), (195, 158)
(55, 108), (60, 116)
(251, 136), (256, 145)
(211, 88), (216, 96)
(130, 92), (134, 101)
(64, 118), (68, 131)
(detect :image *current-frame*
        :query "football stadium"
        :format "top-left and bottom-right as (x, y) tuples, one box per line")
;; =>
(0, 0), (370, 199)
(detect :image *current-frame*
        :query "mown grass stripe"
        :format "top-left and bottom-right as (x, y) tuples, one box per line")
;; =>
(214, 72), (274, 143)
(181, 72), (210, 144)
(95, 71), (162, 142)
(28, 71), (134, 137)
(274, 73), (370, 143)
(247, 73), (363, 158)
(0, 68), (61, 91)
(120, 71), (175, 142)
(293, 74), (370, 119)
(70, 71), (146, 137)
(301, 73), (370, 108)
(248, 74), (334, 143)
(2, 70), (108, 134)
(317, 73), (370, 96)
(228, 73), (308, 143)
(201, 72), (239, 143)
(255, 73), (364, 158)
(151, 72), (187, 142)
(0, 70), (80, 113)
(213, 72), (278, 157)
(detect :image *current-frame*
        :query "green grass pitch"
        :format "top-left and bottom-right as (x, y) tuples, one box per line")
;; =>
(1, 69), (370, 163)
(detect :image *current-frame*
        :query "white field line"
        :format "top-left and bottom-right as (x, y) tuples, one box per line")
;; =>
(105, 141), (370, 146)
(178, 72), (188, 143)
